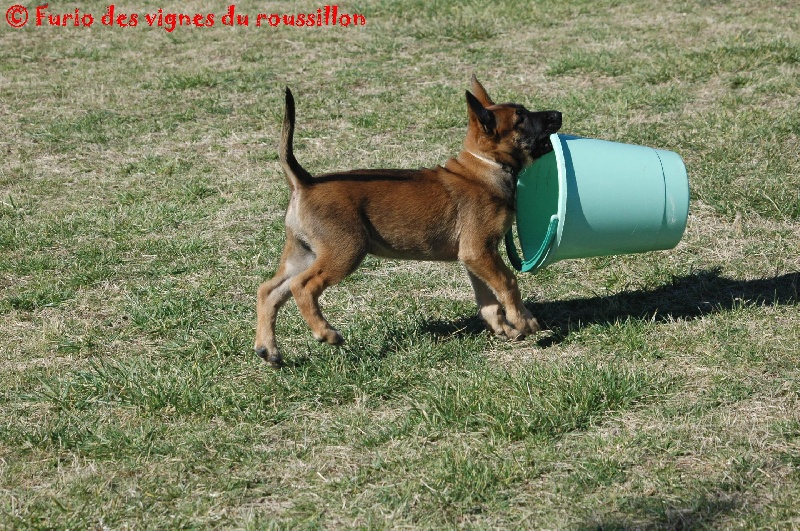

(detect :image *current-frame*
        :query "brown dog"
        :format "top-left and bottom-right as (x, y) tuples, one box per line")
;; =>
(255, 76), (562, 367)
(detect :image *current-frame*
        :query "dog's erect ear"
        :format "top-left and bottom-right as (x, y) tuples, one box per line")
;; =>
(466, 90), (496, 135)
(470, 74), (494, 106)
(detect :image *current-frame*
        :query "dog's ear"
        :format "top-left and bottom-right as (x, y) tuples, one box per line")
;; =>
(466, 90), (496, 135)
(470, 74), (494, 106)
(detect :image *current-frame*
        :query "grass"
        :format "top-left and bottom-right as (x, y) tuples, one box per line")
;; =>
(1, 0), (799, 527)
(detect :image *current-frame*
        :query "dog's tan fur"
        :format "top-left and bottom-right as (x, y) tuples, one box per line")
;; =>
(255, 76), (561, 367)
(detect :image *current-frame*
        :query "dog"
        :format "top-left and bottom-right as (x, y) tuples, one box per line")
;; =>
(255, 76), (562, 367)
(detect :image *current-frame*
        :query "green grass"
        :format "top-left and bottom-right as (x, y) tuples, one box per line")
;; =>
(1, 0), (799, 528)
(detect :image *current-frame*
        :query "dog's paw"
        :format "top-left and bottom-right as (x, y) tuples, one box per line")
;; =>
(255, 346), (284, 369)
(524, 317), (541, 335)
(500, 316), (541, 341)
(496, 322), (526, 341)
(478, 311), (521, 340)
(315, 328), (345, 346)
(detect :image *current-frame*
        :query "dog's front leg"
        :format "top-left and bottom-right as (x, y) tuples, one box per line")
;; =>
(460, 251), (540, 338)
(465, 269), (522, 339)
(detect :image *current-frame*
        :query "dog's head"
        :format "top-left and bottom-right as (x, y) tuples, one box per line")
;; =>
(464, 75), (562, 171)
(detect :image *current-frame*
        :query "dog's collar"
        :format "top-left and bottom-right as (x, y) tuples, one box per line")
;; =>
(466, 150), (504, 170)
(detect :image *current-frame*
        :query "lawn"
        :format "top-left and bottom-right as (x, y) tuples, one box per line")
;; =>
(1, 0), (798, 528)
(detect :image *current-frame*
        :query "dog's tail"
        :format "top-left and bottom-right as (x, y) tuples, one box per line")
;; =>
(280, 87), (313, 189)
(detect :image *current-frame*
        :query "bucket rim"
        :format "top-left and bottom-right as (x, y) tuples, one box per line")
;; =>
(504, 132), (568, 272)
(546, 133), (569, 268)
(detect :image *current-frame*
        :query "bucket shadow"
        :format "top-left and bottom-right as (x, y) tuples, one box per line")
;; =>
(578, 492), (743, 530)
(421, 268), (799, 346)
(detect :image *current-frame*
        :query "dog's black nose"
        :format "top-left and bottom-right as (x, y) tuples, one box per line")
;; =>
(548, 111), (562, 131)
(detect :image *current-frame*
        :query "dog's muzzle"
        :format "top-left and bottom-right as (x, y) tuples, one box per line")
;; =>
(530, 111), (562, 160)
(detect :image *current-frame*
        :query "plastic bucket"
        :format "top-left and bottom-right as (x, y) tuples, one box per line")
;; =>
(505, 133), (689, 272)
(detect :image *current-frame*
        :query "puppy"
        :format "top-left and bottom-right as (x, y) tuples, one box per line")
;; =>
(255, 76), (562, 367)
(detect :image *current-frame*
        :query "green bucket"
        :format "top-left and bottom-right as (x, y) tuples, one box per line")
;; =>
(505, 133), (689, 272)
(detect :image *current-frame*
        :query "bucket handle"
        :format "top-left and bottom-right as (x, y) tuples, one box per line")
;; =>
(504, 215), (559, 272)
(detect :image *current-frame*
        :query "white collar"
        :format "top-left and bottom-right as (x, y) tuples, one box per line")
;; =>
(466, 150), (503, 169)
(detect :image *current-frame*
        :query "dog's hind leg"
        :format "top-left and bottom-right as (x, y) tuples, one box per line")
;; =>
(465, 269), (521, 339)
(255, 235), (313, 368)
(290, 244), (366, 348)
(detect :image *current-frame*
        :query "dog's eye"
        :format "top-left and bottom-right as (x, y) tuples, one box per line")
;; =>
(514, 110), (526, 126)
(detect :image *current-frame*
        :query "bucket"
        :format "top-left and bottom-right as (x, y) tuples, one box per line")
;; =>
(505, 133), (689, 272)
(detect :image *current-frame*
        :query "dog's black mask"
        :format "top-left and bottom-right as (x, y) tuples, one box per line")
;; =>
(526, 110), (562, 160)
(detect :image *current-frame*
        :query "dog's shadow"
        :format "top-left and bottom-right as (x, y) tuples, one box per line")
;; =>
(422, 268), (799, 347)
